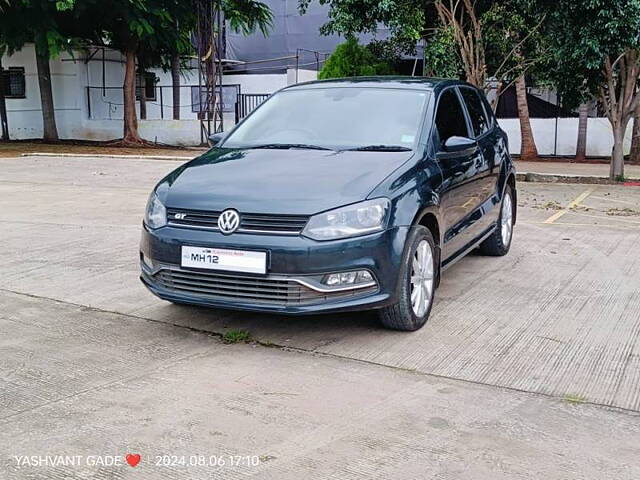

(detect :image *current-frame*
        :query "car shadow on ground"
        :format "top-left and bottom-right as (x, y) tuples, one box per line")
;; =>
(137, 248), (492, 352)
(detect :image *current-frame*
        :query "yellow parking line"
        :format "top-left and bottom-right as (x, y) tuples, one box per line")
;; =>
(543, 189), (594, 224)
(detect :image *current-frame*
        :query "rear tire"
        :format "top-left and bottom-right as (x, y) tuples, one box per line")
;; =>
(379, 226), (436, 331)
(478, 185), (514, 256)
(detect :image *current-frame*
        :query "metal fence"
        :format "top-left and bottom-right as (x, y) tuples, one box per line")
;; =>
(237, 93), (270, 120)
(86, 84), (244, 122)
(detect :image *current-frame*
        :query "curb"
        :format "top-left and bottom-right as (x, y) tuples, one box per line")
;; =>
(21, 152), (195, 161)
(517, 171), (640, 185)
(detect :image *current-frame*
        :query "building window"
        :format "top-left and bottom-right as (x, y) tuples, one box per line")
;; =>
(1, 67), (26, 99)
(136, 72), (157, 101)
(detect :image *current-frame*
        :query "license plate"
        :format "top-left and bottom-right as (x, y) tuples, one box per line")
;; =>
(181, 246), (267, 274)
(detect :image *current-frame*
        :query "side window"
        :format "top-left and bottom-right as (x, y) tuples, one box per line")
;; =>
(434, 89), (470, 148)
(1, 67), (26, 99)
(481, 95), (496, 128)
(136, 72), (157, 101)
(460, 88), (489, 137)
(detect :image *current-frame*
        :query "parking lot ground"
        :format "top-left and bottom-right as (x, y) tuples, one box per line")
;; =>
(1, 155), (640, 478)
(2, 290), (639, 479)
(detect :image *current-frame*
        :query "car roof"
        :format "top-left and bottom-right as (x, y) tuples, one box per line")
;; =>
(282, 76), (474, 93)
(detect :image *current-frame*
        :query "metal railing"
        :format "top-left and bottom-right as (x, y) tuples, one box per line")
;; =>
(86, 84), (241, 122)
(237, 93), (270, 120)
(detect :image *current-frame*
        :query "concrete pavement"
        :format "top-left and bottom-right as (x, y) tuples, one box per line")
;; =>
(1, 155), (639, 478)
(2, 290), (639, 479)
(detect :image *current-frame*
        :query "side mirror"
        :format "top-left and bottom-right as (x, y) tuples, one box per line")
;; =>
(208, 132), (226, 147)
(442, 136), (477, 153)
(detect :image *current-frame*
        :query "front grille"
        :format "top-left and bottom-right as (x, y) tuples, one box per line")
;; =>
(147, 267), (375, 307)
(166, 208), (309, 235)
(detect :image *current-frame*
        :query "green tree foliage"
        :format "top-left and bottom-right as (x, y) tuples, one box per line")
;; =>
(537, 0), (640, 177)
(1, 0), (272, 144)
(300, 0), (429, 56)
(319, 37), (395, 79)
(481, 2), (548, 84)
(538, 0), (640, 108)
(224, 0), (273, 35)
(302, 0), (545, 94)
(0, 0), (92, 140)
(423, 26), (461, 78)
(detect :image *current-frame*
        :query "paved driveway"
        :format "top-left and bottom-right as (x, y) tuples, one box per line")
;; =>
(1, 155), (639, 479)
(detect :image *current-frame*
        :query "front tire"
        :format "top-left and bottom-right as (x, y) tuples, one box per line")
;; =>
(379, 226), (436, 331)
(478, 185), (514, 256)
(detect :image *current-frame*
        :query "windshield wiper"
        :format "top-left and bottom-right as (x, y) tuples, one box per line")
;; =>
(342, 145), (413, 152)
(249, 143), (333, 151)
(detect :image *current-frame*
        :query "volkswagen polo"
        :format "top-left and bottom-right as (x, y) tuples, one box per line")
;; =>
(140, 77), (516, 331)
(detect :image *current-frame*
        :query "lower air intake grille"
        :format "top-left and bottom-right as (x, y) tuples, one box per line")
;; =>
(148, 267), (375, 306)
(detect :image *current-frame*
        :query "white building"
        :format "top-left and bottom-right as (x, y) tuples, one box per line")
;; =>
(1, 44), (319, 145)
(0, 43), (634, 154)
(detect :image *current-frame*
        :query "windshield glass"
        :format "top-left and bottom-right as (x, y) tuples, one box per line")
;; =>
(222, 87), (430, 151)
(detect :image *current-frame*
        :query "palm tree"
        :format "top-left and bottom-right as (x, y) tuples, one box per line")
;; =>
(515, 75), (538, 161)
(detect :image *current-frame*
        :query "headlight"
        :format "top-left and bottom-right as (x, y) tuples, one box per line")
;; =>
(302, 198), (390, 241)
(144, 192), (167, 229)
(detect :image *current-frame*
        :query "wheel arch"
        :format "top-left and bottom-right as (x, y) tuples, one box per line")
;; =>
(411, 207), (443, 287)
(505, 172), (517, 225)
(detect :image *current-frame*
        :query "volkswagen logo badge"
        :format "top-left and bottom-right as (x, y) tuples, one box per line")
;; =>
(218, 209), (240, 234)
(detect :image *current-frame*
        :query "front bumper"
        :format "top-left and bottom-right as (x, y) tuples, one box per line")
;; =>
(139, 224), (410, 314)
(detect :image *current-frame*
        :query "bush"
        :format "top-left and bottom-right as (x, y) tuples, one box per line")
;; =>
(319, 37), (395, 79)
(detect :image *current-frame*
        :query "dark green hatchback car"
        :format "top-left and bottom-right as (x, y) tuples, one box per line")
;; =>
(140, 77), (516, 331)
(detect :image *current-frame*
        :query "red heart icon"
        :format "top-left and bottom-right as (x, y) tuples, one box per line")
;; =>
(126, 454), (141, 467)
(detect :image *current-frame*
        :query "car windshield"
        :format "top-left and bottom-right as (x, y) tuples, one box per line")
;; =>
(222, 87), (430, 151)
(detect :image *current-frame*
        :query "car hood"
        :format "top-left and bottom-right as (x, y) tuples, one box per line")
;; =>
(157, 148), (414, 215)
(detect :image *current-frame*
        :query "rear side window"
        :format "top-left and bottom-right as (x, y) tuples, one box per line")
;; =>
(2, 67), (26, 98)
(434, 89), (469, 147)
(460, 87), (489, 137)
(480, 95), (496, 128)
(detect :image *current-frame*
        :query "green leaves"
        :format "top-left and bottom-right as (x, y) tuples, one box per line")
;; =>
(0, 0), (78, 58)
(55, 0), (74, 11)
(318, 37), (396, 79)
(535, 0), (640, 108)
(223, 0), (273, 36)
(423, 26), (461, 78)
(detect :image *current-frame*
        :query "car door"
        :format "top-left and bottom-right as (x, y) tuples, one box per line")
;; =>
(434, 87), (486, 261)
(458, 86), (500, 235)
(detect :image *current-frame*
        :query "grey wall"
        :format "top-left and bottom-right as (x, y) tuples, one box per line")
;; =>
(225, 0), (389, 72)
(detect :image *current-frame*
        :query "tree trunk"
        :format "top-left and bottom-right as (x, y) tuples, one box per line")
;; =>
(630, 103), (640, 163)
(515, 75), (538, 161)
(0, 55), (9, 141)
(171, 53), (181, 120)
(611, 124), (626, 180)
(34, 42), (58, 142)
(137, 58), (146, 121)
(123, 46), (142, 144)
(600, 51), (640, 179)
(575, 103), (589, 162)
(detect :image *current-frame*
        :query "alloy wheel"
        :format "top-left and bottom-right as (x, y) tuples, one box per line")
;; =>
(410, 240), (434, 317)
(501, 192), (513, 246)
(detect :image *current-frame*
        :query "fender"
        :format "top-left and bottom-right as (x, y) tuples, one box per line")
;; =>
(494, 131), (517, 225)
(370, 156), (445, 288)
